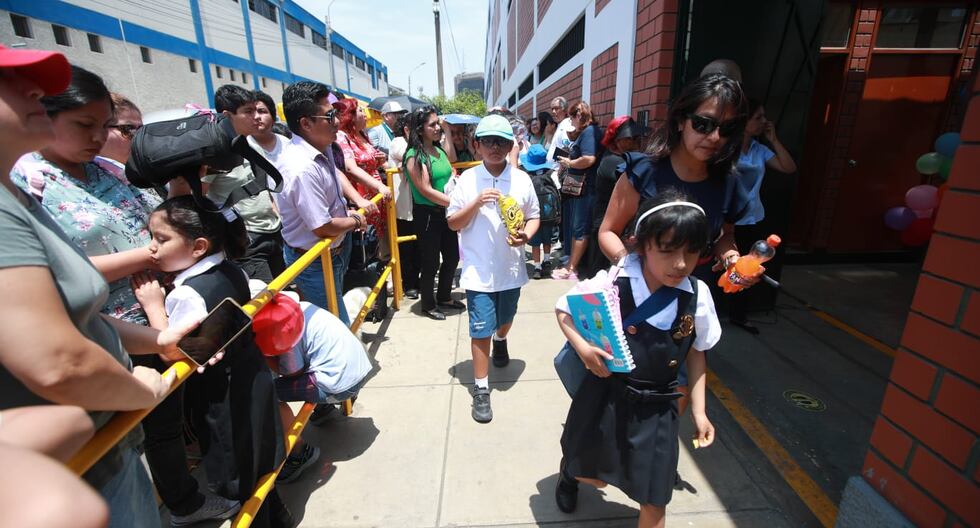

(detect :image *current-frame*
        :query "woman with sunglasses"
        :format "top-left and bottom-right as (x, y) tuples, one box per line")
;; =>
(552, 101), (600, 281)
(597, 74), (749, 417)
(11, 66), (162, 328)
(405, 106), (461, 320)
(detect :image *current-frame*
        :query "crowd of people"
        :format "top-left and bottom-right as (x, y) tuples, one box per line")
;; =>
(0, 37), (795, 528)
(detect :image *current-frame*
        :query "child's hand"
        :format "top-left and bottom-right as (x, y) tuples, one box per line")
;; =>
(477, 188), (501, 204)
(131, 271), (166, 311)
(507, 228), (529, 247)
(692, 413), (715, 448)
(576, 344), (614, 378)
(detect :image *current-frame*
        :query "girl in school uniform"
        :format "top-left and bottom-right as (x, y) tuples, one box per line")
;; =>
(554, 189), (722, 528)
(132, 195), (291, 527)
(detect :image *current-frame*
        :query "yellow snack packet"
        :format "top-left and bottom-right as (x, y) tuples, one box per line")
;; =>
(498, 194), (524, 237)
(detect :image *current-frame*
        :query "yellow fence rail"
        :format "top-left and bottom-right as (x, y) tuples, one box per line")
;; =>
(68, 160), (480, 526)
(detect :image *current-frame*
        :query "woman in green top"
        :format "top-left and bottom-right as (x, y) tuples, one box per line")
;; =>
(405, 106), (461, 320)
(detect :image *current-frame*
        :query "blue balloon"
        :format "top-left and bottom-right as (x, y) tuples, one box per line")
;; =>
(934, 132), (961, 158)
(884, 206), (917, 231)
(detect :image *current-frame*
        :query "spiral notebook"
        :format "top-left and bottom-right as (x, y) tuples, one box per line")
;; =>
(565, 289), (635, 373)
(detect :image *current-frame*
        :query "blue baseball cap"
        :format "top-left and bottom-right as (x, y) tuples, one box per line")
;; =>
(475, 114), (515, 141)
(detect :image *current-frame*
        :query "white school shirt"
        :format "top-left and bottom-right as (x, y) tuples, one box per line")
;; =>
(166, 252), (247, 326)
(447, 163), (540, 293)
(555, 254), (722, 351)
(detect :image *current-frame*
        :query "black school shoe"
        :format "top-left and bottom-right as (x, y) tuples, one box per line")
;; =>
(492, 338), (510, 367)
(555, 468), (579, 513)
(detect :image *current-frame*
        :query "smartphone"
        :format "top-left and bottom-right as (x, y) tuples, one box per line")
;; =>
(552, 147), (570, 161)
(176, 297), (252, 368)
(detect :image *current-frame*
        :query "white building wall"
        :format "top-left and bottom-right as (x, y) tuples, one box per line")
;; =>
(198, 0), (248, 58)
(0, 14), (207, 113)
(285, 31), (329, 83)
(348, 62), (373, 96)
(69, 0), (196, 42)
(249, 13), (284, 71)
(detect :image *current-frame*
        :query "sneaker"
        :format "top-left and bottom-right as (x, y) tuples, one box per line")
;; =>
(541, 260), (553, 275)
(309, 403), (339, 426)
(492, 338), (510, 367)
(532, 266), (542, 280)
(277, 443), (320, 484)
(170, 494), (241, 527)
(472, 387), (492, 423)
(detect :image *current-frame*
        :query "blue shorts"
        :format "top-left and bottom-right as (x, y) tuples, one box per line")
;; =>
(465, 288), (522, 338)
(529, 224), (555, 247)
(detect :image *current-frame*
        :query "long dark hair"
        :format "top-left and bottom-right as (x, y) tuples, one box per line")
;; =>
(41, 65), (112, 116)
(406, 105), (440, 170)
(646, 74), (747, 181)
(153, 196), (248, 260)
(633, 188), (711, 257)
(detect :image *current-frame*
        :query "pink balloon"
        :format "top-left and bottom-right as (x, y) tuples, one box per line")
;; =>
(905, 185), (939, 211)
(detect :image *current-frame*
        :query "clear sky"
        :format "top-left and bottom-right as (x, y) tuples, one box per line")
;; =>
(294, 0), (488, 98)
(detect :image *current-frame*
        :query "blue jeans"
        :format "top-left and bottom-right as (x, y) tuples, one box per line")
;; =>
(99, 447), (161, 528)
(283, 233), (352, 326)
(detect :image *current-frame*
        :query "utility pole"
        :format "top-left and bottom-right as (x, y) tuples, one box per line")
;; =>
(433, 0), (445, 97)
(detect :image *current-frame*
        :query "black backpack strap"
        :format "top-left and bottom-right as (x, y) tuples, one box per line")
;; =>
(215, 136), (284, 210)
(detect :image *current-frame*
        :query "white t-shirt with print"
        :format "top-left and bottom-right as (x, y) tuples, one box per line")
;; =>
(447, 163), (540, 293)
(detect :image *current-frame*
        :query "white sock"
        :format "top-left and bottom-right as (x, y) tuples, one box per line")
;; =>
(475, 376), (489, 390)
(492, 332), (506, 341)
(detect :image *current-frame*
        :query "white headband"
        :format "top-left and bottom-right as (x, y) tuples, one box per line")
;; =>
(634, 201), (705, 233)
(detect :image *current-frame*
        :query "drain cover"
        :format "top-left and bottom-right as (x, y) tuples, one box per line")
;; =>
(783, 390), (827, 412)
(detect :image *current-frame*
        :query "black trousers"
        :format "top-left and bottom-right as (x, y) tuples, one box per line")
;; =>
(236, 230), (287, 283)
(413, 203), (459, 311)
(397, 218), (420, 291)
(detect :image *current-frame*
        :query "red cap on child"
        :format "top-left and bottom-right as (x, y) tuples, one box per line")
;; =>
(0, 45), (71, 95)
(252, 293), (304, 357)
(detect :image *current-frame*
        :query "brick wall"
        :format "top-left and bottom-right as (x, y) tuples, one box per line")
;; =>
(595, 0), (612, 16)
(535, 65), (583, 114)
(537, 0), (552, 26)
(631, 0), (678, 129)
(810, 4), (876, 248)
(590, 43), (619, 126)
(508, 2), (517, 79)
(861, 72), (980, 528)
(517, 0), (534, 62)
(946, 17), (980, 132)
(517, 99), (534, 121)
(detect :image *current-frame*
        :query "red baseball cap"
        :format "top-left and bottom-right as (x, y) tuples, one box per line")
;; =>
(0, 45), (70, 95)
(252, 293), (305, 357)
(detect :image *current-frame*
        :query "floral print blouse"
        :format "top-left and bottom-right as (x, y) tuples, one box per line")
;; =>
(11, 152), (162, 325)
(337, 129), (388, 238)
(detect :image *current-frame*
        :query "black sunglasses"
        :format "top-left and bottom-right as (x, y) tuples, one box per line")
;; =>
(687, 114), (739, 137)
(308, 109), (338, 121)
(479, 136), (513, 148)
(107, 123), (142, 138)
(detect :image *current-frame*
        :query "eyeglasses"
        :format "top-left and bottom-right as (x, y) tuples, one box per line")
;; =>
(107, 123), (142, 139)
(307, 109), (338, 122)
(479, 137), (513, 149)
(687, 114), (739, 137)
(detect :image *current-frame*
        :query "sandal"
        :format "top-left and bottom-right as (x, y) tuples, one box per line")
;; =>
(551, 268), (578, 281)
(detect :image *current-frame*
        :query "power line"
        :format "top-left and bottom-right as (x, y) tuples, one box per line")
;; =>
(442, 0), (464, 72)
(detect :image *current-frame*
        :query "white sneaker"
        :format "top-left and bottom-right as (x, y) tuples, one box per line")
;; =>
(170, 494), (241, 527)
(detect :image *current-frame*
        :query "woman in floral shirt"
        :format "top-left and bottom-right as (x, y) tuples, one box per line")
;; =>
(11, 67), (160, 326)
(333, 98), (393, 255)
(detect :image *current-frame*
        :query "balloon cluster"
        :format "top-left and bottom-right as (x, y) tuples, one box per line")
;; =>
(883, 132), (959, 246)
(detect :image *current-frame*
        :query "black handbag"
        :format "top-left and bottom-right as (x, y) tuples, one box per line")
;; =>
(126, 112), (283, 211)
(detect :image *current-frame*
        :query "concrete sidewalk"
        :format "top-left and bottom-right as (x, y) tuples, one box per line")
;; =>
(274, 278), (806, 528)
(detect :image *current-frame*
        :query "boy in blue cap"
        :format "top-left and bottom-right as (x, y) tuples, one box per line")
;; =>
(520, 144), (560, 279)
(447, 115), (540, 423)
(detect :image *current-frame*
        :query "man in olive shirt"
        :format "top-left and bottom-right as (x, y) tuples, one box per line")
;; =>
(208, 85), (285, 282)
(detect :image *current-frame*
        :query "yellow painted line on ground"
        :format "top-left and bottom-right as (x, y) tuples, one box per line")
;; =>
(707, 369), (838, 528)
(808, 309), (897, 358)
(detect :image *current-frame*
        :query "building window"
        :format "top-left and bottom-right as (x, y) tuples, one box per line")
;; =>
(820, 2), (854, 48)
(312, 30), (327, 50)
(517, 73), (533, 99)
(87, 33), (102, 53)
(10, 14), (32, 38)
(139, 46), (152, 63)
(538, 15), (585, 81)
(332, 43), (344, 59)
(346, 52), (353, 64)
(368, 64), (375, 77)
(383, 71), (388, 82)
(230, 69), (236, 82)
(242, 72), (249, 84)
(261, 77), (267, 88)
(216, 65), (223, 79)
(52, 24), (70, 46)
(285, 13), (304, 37)
(876, 6), (968, 49)
(248, 0), (277, 24)
(188, 58), (198, 73)
(508, 92), (516, 107)
(355, 57), (366, 70)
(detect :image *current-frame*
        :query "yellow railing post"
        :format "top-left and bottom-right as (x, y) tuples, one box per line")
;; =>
(385, 167), (403, 308)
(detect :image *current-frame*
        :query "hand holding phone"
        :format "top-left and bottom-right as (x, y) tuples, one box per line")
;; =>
(176, 298), (252, 370)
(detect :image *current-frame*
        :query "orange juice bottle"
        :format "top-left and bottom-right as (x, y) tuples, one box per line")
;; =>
(718, 235), (782, 293)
